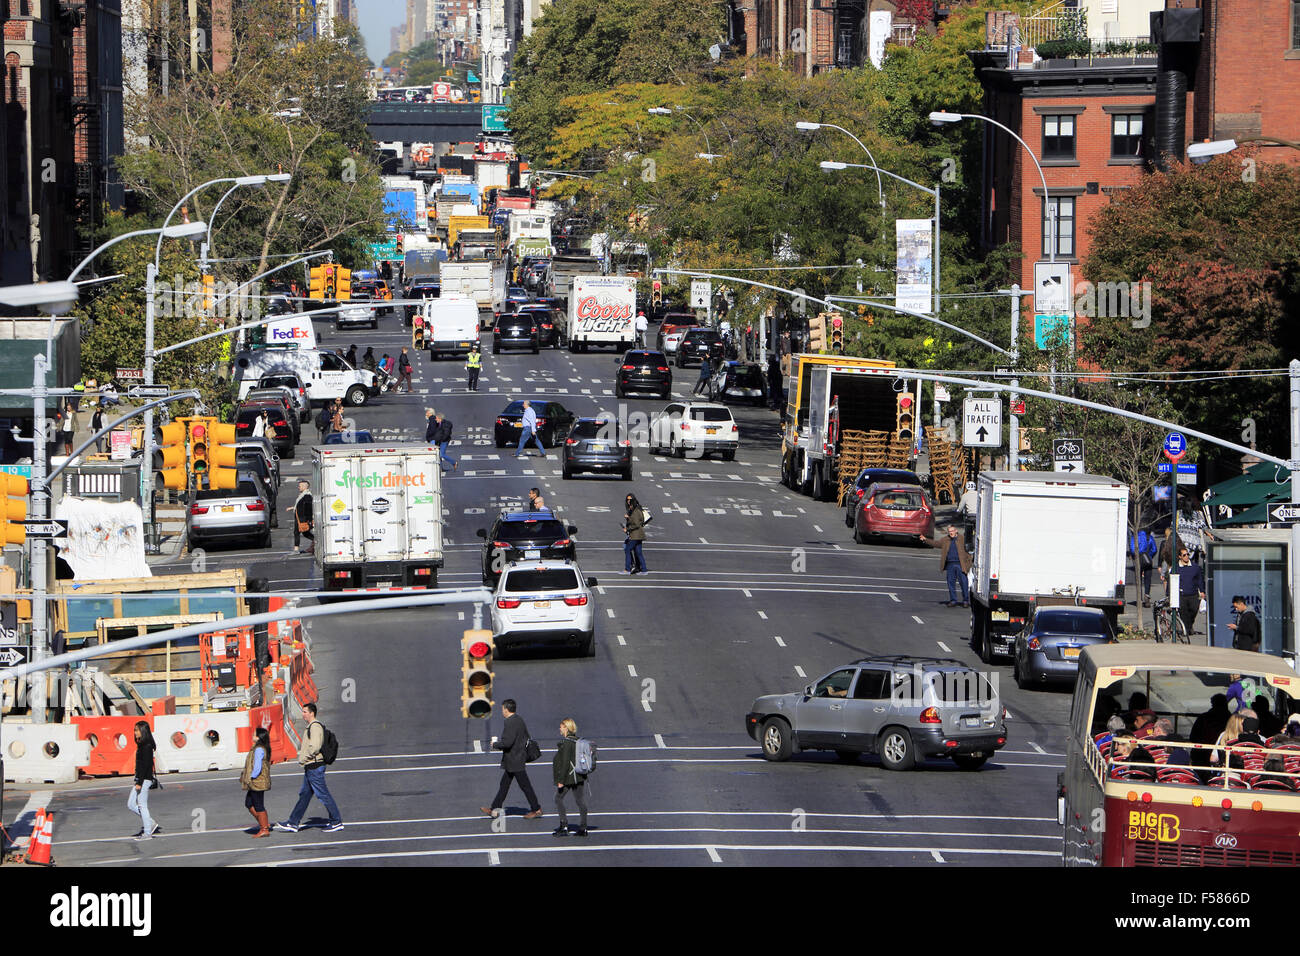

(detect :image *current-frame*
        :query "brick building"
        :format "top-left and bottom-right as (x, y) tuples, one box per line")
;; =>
(728, 0), (935, 73)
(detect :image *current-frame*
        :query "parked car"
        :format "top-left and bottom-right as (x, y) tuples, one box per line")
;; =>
(235, 401), (295, 455)
(676, 328), (724, 368)
(493, 313), (539, 354)
(187, 475), (273, 549)
(650, 402), (738, 460)
(745, 655), (1008, 771)
(234, 455), (279, 504)
(1013, 606), (1117, 689)
(562, 417), (633, 481)
(490, 559), (598, 657)
(476, 510), (578, 584)
(843, 468), (922, 527)
(851, 482), (933, 545)
(615, 350), (672, 400)
(493, 400), (575, 449)
(715, 362), (768, 407)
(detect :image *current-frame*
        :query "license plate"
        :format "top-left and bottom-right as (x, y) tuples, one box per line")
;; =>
(524, 549), (541, 559)
(221, 506), (235, 513)
(991, 610), (1010, 622)
(1062, 647), (1081, 659)
(888, 510), (906, 518)
(706, 427), (719, 434)
(963, 717), (980, 728)
(592, 444), (607, 452)
(533, 600), (550, 608)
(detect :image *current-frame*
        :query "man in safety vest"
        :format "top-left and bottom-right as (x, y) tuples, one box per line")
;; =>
(466, 344), (482, 392)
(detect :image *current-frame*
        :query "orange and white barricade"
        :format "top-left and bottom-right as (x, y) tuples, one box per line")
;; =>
(2, 722), (91, 784)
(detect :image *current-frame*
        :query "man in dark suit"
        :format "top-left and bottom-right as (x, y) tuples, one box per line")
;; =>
(481, 699), (543, 820)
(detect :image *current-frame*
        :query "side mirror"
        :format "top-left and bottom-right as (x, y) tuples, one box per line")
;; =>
(475, 528), (487, 538)
(804, 685), (814, 698)
(586, 577), (598, 588)
(567, 525), (578, 535)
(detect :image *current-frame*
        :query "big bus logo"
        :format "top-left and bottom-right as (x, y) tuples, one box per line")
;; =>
(1127, 810), (1180, 843)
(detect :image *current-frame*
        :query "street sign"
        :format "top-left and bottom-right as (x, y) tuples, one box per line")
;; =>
(690, 280), (711, 309)
(367, 238), (400, 261)
(1053, 437), (1084, 473)
(0, 646), (27, 667)
(1010, 399), (1025, 416)
(1163, 431), (1187, 462)
(962, 397), (1002, 447)
(22, 519), (68, 538)
(934, 385), (951, 403)
(1034, 313), (1071, 350)
(1033, 261), (1073, 314)
(482, 104), (510, 133)
(127, 385), (169, 399)
(1157, 461), (1198, 484)
(0, 464), (31, 480)
(116, 367), (144, 381)
(1269, 504), (1300, 524)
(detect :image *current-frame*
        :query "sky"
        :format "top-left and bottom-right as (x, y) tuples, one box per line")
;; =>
(355, 0), (406, 66)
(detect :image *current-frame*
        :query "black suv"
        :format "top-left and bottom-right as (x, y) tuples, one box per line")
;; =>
(493, 313), (539, 353)
(676, 328), (724, 368)
(476, 510), (579, 584)
(615, 350), (672, 399)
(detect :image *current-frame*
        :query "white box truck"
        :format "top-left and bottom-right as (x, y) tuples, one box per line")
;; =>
(313, 444), (445, 591)
(440, 259), (507, 329)
(567, 275), (635, 352)
(969, 471), (1130, 663)
(424, 294), (480, 359)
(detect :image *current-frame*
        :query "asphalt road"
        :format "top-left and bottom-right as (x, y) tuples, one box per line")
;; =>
(20, 309), (1073, 867)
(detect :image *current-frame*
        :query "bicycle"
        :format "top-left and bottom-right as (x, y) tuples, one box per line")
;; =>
(1152, 598), (1189, 643)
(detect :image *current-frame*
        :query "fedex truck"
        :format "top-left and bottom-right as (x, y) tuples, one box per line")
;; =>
(568, 276), (636, 353)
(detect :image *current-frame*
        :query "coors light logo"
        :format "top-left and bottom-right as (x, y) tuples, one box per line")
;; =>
(576, 295), (633, 333)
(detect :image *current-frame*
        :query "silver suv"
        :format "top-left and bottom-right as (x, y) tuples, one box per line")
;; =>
(745, 655), (1008, 771)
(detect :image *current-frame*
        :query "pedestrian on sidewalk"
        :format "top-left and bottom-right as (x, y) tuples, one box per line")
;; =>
(552, 718), (588, 838)
(91, 406), (105, 454)
(290, 479), (313, 554)
(1133, 528), (1158, 607)
(466, 344), (482, 391)
(623, 493), (649, 574)
(515, 400), (546, 458)
(933, 524), (970, 607)
(59, 402), (76, 456)
(481, 699), (543, 820)
(398, 347), (414, 393)
(1175, 546), (1206, 636)
(275, 702), (343, 833)
(128, 721), (161, 841)
(240, 726), (273, 838)
(425, 408), (457, 471)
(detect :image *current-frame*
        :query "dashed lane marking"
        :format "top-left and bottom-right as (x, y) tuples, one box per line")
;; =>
(888, 593), (900, 602)
(912, 615), (924, 624)
(1030, 742), (1046, 755)
(628, 664), (637, 677)
(699, 537), (708, 544)
(617, 634), (626, 646)
(655, 734), (666, 749)
(937, 641), (952, 653)
(472, 740), (482, 753)
(742, 588), (751, 598)
(794, 665), (806, 678)
(489, 850), (501, 866)
(641, 699), (652, 713)
(773, 636), (786, 647)
(706, 847), (723, 863)
(931, 850), (946, 864)
(813, 525), (823, 533)
(757, 611), (767, 620)
(606, 608), (616, 619)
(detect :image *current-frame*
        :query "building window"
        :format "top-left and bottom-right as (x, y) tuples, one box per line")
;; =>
(1111, 113), (1144, 158)
(1043, 196), (1076, 258)
(1293, 0), (1300, 49)
(1042, 115), (1076, 160)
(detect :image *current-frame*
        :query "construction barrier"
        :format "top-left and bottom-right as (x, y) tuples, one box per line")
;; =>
(71, 714), (153, 777)
(287, 645), (318, 708)
(25, 808), (53, 866)
(3, 722), (92, 784)
(246, 702), (295, 763)
(153, 711), (248, 773)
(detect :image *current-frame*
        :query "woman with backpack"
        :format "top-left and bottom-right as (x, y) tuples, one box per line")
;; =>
(552, 718), (588, 838)
(128, 721), (161, 841)
(240, 726), (273, 838)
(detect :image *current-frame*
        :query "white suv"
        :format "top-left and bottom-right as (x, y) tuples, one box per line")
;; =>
(491, 559), (598, 657)
(650, 401), (739, 461)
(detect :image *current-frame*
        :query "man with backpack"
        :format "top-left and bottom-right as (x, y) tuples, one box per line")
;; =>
(275, 702), (344, 833)
(552, 717), (594, 837)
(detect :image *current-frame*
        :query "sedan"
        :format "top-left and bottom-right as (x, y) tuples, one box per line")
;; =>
(563, 418), (633, 480)
(493, 400), (575, 449)
(1013, 606), (1117, 689)
(715, 362), (768, 407)
(187, 476), (273, 549)
(843, 468), (922, 527)
(851, 482), (933, 545)
(490, 559), (598, 658)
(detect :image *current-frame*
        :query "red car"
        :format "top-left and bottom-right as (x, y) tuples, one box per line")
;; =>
(852, 482), (934, 545)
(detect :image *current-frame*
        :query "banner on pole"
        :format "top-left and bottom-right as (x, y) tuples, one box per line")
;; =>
(895, 219), (933, 313)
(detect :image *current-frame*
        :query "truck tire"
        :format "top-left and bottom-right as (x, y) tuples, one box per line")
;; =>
(345, 385), (367, 407)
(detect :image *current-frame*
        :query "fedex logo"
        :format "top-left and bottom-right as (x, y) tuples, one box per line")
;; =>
(270, 327), (310, 341)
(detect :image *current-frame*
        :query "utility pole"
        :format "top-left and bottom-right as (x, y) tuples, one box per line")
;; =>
(1290, 359), (1300, 656)
(1009, 284), (1020, 471)
(28, 353), (49, 722)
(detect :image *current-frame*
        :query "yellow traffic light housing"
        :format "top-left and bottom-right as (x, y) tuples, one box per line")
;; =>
(308, 265), (326, 300)
(0, 472), (28, 544)
(830, 315), (844, 353)
(206, 422), (239, 490)
(202, 274), (215, 314)
(461, 630), (494, 719)
(159, 421), (189, 491)
(808, 312), (827, 352)
(336, 267), (352, 301)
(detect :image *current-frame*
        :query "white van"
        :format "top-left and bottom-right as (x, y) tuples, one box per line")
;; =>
(233, 347), (378, 406)
(424, 294), (480, 359)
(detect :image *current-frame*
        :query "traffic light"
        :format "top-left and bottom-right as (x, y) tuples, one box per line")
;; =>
(0, 472), (28, 545)
(808, 312), (827, 352)
(187, 417), (239, 490)
(830, 315), (844, 353)
(323, 265), (337, 299)
(158, 421), (189, 490)
(896, 394), (914, 443)
(308, 265), (326, 300)
(336, 267), (351, 301)
(395, 234), (405, 256)
(461, 630), (494, 718)
(651, 280), (662, 309)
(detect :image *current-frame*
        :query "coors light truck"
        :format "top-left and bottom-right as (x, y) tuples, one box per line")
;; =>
(567, 276), (636, 353)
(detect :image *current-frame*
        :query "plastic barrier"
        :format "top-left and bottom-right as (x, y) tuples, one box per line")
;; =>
(248, 702), (295, 763)
(72, 715), (152, 777)
(288, 647), (318, 708)
(153, 711), (249, 773)
(152, 696), (177, 716)
(2, 723), (92, 784)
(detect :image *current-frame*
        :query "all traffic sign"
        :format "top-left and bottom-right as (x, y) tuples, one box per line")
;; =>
(962, 398), (1002, 447)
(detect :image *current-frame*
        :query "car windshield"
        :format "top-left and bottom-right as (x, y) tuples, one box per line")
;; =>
(504, 569), (580, 592)
(571, 420), (619, 440)
(1035, 611), (1112, 635)
(236, 455), (267, 476)
(196, 482), (259, 501)
(689, 407), (733, 423)
(497, 519), (566, 542)
(931, 670), (998, 705)
(731, 367), (763, 386)
(874, 489), (924, 510)
(858, 470), (919, 490)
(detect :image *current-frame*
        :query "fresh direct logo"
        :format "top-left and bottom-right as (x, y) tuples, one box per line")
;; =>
(269, 327), (310, 340)
(334, 469), (426, 489)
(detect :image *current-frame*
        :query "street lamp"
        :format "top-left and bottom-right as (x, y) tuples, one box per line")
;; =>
(648, 106), (714, 157)
(1187, 139), (1238, 163)
(796, 121), (885, 213)
(202, 173), (291, 272)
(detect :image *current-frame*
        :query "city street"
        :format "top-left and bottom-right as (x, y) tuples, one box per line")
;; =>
(36, 311), (1071, 867)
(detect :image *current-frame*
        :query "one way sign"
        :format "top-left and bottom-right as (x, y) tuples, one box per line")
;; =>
(0, 646), (28, 666)
(1269, 504), (1300, 524)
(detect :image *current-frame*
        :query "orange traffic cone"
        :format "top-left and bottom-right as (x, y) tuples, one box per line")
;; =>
(26, 808), (53, 866)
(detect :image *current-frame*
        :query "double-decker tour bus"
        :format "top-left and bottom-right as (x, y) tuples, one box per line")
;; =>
(1061, 642), (1299, 866)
